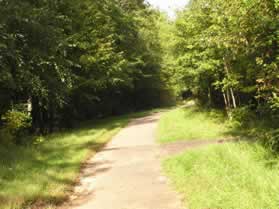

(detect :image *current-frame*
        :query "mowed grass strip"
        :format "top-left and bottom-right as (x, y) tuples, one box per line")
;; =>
(163, 142), (279, 209)
(157, 106), (229, 143)
(0, 111), (157, 209)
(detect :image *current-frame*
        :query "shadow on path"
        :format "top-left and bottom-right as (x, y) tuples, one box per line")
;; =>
(160, 137), (238, 156)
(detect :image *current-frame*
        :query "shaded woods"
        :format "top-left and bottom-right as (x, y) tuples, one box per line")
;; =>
(0, 0), (278, 208)
(169, 0), (279, 150)
(0, 0), (278, 151)
(0, 0), (174, 140)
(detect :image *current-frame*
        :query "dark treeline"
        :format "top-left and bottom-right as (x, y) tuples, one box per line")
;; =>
(0, 0), (174, 140)
(1, 0), (278, 144)
(172, 0), (278, 118)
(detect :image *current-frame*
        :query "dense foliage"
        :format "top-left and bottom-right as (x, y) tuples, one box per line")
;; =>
(0, 0), (172, 139)
(1, 0), (278, 142)
(173, 0), (278, 116)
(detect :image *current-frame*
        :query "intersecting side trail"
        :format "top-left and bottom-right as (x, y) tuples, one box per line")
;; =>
(66, 113), (185, 209)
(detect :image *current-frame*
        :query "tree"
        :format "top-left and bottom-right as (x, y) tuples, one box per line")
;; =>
(173, 0), (278, 113)
(0, 0), (172, 135)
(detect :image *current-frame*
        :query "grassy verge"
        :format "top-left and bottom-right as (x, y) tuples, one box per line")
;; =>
(157, 106), (229, 143)
(161, 105), (279, 208)
(163, 142), (279, 209)
(0, 110), (158, 209)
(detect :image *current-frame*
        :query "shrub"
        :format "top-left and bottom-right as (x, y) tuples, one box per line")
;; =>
(1, 110), (31, 144)
(262, 129), (279, 153)
(229, 106), (256, 128)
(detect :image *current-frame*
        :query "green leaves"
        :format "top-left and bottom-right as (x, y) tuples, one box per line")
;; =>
(173, 0), (278, 110)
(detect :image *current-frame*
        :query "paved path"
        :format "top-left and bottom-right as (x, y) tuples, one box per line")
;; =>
(66, 113), (184, 209)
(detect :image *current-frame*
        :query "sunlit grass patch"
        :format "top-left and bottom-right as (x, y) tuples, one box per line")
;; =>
(157, 106), (229, 143)
(163, 142), (279, 209)
(0, 110), (156, 209)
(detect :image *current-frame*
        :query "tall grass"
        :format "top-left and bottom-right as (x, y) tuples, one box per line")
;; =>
(0, 110), (156, 209)
(164, 142), (279, 209)
(157, 106), (229, 143)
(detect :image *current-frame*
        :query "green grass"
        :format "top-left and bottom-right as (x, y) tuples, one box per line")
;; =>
(157, 106), (229, 143)
(0, 110), (159, 209)
(163, 142), (279, 209)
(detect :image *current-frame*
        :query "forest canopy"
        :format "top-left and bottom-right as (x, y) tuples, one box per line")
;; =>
(0, 0), (278, 143)
(0, 0), (175, 139)
(0, 1), (278, 208)
(173, 0), (278, 113)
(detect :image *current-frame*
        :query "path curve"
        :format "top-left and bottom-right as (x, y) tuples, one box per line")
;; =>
(65, 113), (185, 209)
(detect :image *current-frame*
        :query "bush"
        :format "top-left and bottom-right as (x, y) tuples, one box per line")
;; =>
(228, 106), (257, 128)
(262, 129), (279, 153)
(1, 110), (31, 144)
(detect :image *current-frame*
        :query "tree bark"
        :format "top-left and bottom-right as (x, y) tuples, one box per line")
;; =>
(223, 56), (237, 109)
(226, 89), (231, 108)
(223, 92), (228, 109)
(208, 87), (212, 106)
(230, 87), (237, 108)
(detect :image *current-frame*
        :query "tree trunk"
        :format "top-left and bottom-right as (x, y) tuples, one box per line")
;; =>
(223, 56), (237, 109)
(31, 97), (41, 134)
(223, 92), (228, 109)
(48, 102), (55, 133)
(230, 87), (237, 108)
(208, 87), (212, 106)
(226, 89), (231, 108)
